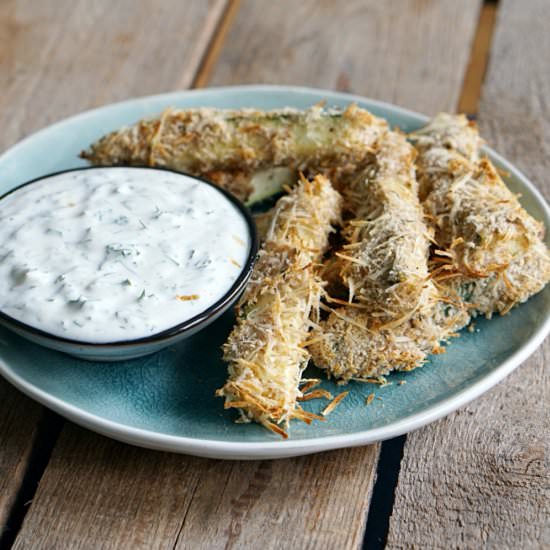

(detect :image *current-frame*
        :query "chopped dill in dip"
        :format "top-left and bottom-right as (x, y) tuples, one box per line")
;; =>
(0, 168), (251, 343)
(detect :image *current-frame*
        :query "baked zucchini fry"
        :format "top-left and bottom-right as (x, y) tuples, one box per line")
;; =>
(218, 175), (342, 435)
(410, 112), (481, 200)
(308, 283), (468, 381)
(81, 105), (387, 204)
(309, 130), (468, 381)
(336, 130), (429, 317)
(412, 113), (550, 317)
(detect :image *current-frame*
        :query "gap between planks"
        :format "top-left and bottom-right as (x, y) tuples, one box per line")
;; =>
(0, 410), (63, 550)
(457, 0), (499, 117)
(192, 0), (242, 89)
(362, 436), (406, 550)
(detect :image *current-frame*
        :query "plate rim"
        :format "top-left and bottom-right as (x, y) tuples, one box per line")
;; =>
(1, 84), (549, 459)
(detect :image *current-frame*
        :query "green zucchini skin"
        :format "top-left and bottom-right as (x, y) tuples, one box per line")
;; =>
(81, 105), (387, 203)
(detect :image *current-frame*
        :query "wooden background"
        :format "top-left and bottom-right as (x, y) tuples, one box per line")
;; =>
(0, 1), (548, 548)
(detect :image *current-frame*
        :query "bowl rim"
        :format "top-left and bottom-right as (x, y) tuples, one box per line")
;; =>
(0, 165), (259, 348)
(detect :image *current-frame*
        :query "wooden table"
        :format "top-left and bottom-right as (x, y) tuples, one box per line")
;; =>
(1, 1), (548, 548)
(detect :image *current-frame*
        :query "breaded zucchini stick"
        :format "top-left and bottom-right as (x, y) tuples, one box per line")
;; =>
(81, 105), (387, 203)
(336, 130), (429, 316)
(411, 113), (481, 200)
(309, 130), (468, 381)
(313, 116), (550, 382)
(218, 175), (342, 435)
(411, 113), (550, 317)
(308, 286), (468, 381)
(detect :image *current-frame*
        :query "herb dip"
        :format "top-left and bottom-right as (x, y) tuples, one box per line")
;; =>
(0, 168), (251, 343)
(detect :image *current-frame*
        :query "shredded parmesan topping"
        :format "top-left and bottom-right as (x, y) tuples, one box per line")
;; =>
(309, 130), (466, 381)
(321, 391), (349, 416)
(412, 113), (550, 317)
(218, 175), (342, 434)
(336, 130), (429, 316)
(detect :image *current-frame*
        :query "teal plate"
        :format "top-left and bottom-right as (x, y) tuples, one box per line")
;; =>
(0, 86), (549, 459)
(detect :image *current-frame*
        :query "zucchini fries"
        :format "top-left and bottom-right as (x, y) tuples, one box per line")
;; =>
(81, 105), (387, 203)
(336, 130), (429, 316)
(218, 175), (342, 436)
(412, 113), (550, 317)
(309, 267), (470, 381)
(309, 131), (468, 381)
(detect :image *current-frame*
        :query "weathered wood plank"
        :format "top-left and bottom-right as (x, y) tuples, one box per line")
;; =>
(10, 1), (481, 549)
(12, 426), (379, 550)
(387, 1), (550, 548)
(174, 447), (376, 550)
(13, 426), (225, 550)
(0, 0), (227, 150)
(207, 0), (481, 115)
(0, 0), (227, 541)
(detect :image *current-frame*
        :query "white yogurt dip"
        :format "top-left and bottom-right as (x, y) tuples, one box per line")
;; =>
(0, 167), (252, 343)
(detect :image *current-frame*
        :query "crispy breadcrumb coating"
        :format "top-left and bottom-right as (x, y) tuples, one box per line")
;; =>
(309, 285), (468, 381)
(412, 113), (550, 317)
(309, 130), (468, 381)
(336, 130), (428, 316)
(81, 105), (387, 203)
(218, 175), (342, 435)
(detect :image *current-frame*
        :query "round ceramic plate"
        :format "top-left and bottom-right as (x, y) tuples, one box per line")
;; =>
(0, 86), (549, 460)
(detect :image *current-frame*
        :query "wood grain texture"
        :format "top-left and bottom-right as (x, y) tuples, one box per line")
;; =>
(0, 0), (227, 151)
(207, 0), (482, 115)
(387, 1), (550, 548)
(12, 426), (379, 550)
(9, 1), (484, 549)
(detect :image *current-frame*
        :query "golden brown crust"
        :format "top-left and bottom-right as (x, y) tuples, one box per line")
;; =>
(203, 169), (254, 202)
(309, 130), (461, 381)
(81, 119), (159, 167)
(309, 282), (470, 381)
